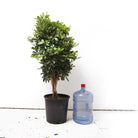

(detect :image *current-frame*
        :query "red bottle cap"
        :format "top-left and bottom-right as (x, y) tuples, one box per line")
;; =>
(81, 84), (86, 87)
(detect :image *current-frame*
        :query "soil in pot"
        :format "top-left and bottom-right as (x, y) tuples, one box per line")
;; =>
(44, 94), (70, 124)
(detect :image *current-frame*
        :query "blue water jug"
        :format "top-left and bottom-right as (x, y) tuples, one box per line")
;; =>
(73, 84), (93, 124)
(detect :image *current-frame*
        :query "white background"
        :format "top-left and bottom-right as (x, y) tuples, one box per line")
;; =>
(0, 0), (138, 110)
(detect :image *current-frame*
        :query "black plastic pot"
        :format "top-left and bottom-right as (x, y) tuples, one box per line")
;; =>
(44, 94), (70, 124)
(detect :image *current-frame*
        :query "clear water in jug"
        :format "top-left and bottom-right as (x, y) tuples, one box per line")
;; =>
(73, 84), (93, 124)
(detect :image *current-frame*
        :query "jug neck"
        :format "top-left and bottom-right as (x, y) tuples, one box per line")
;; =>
(81, 87), (85, 92)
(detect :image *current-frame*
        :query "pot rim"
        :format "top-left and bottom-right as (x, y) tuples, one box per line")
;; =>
(44, 93), (70, 100)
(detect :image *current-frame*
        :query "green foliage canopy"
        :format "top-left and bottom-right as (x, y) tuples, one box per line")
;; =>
(28, 12), (79, 83)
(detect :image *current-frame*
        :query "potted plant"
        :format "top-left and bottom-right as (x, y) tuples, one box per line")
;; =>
(28, 12), (79, 124)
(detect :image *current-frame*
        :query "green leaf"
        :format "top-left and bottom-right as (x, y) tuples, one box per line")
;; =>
(31, 55), (43, 60)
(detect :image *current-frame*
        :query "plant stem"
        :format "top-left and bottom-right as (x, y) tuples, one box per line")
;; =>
(51, 74), (58, 98)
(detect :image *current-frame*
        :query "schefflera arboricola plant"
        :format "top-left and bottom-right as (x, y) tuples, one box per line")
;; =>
(28, 12), (79, 97)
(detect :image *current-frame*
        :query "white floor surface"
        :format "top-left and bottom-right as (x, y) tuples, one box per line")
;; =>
(0, 109), (137, 138)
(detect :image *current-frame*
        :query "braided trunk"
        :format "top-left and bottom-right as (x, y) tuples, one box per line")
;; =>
(51, 74), (58, 98)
